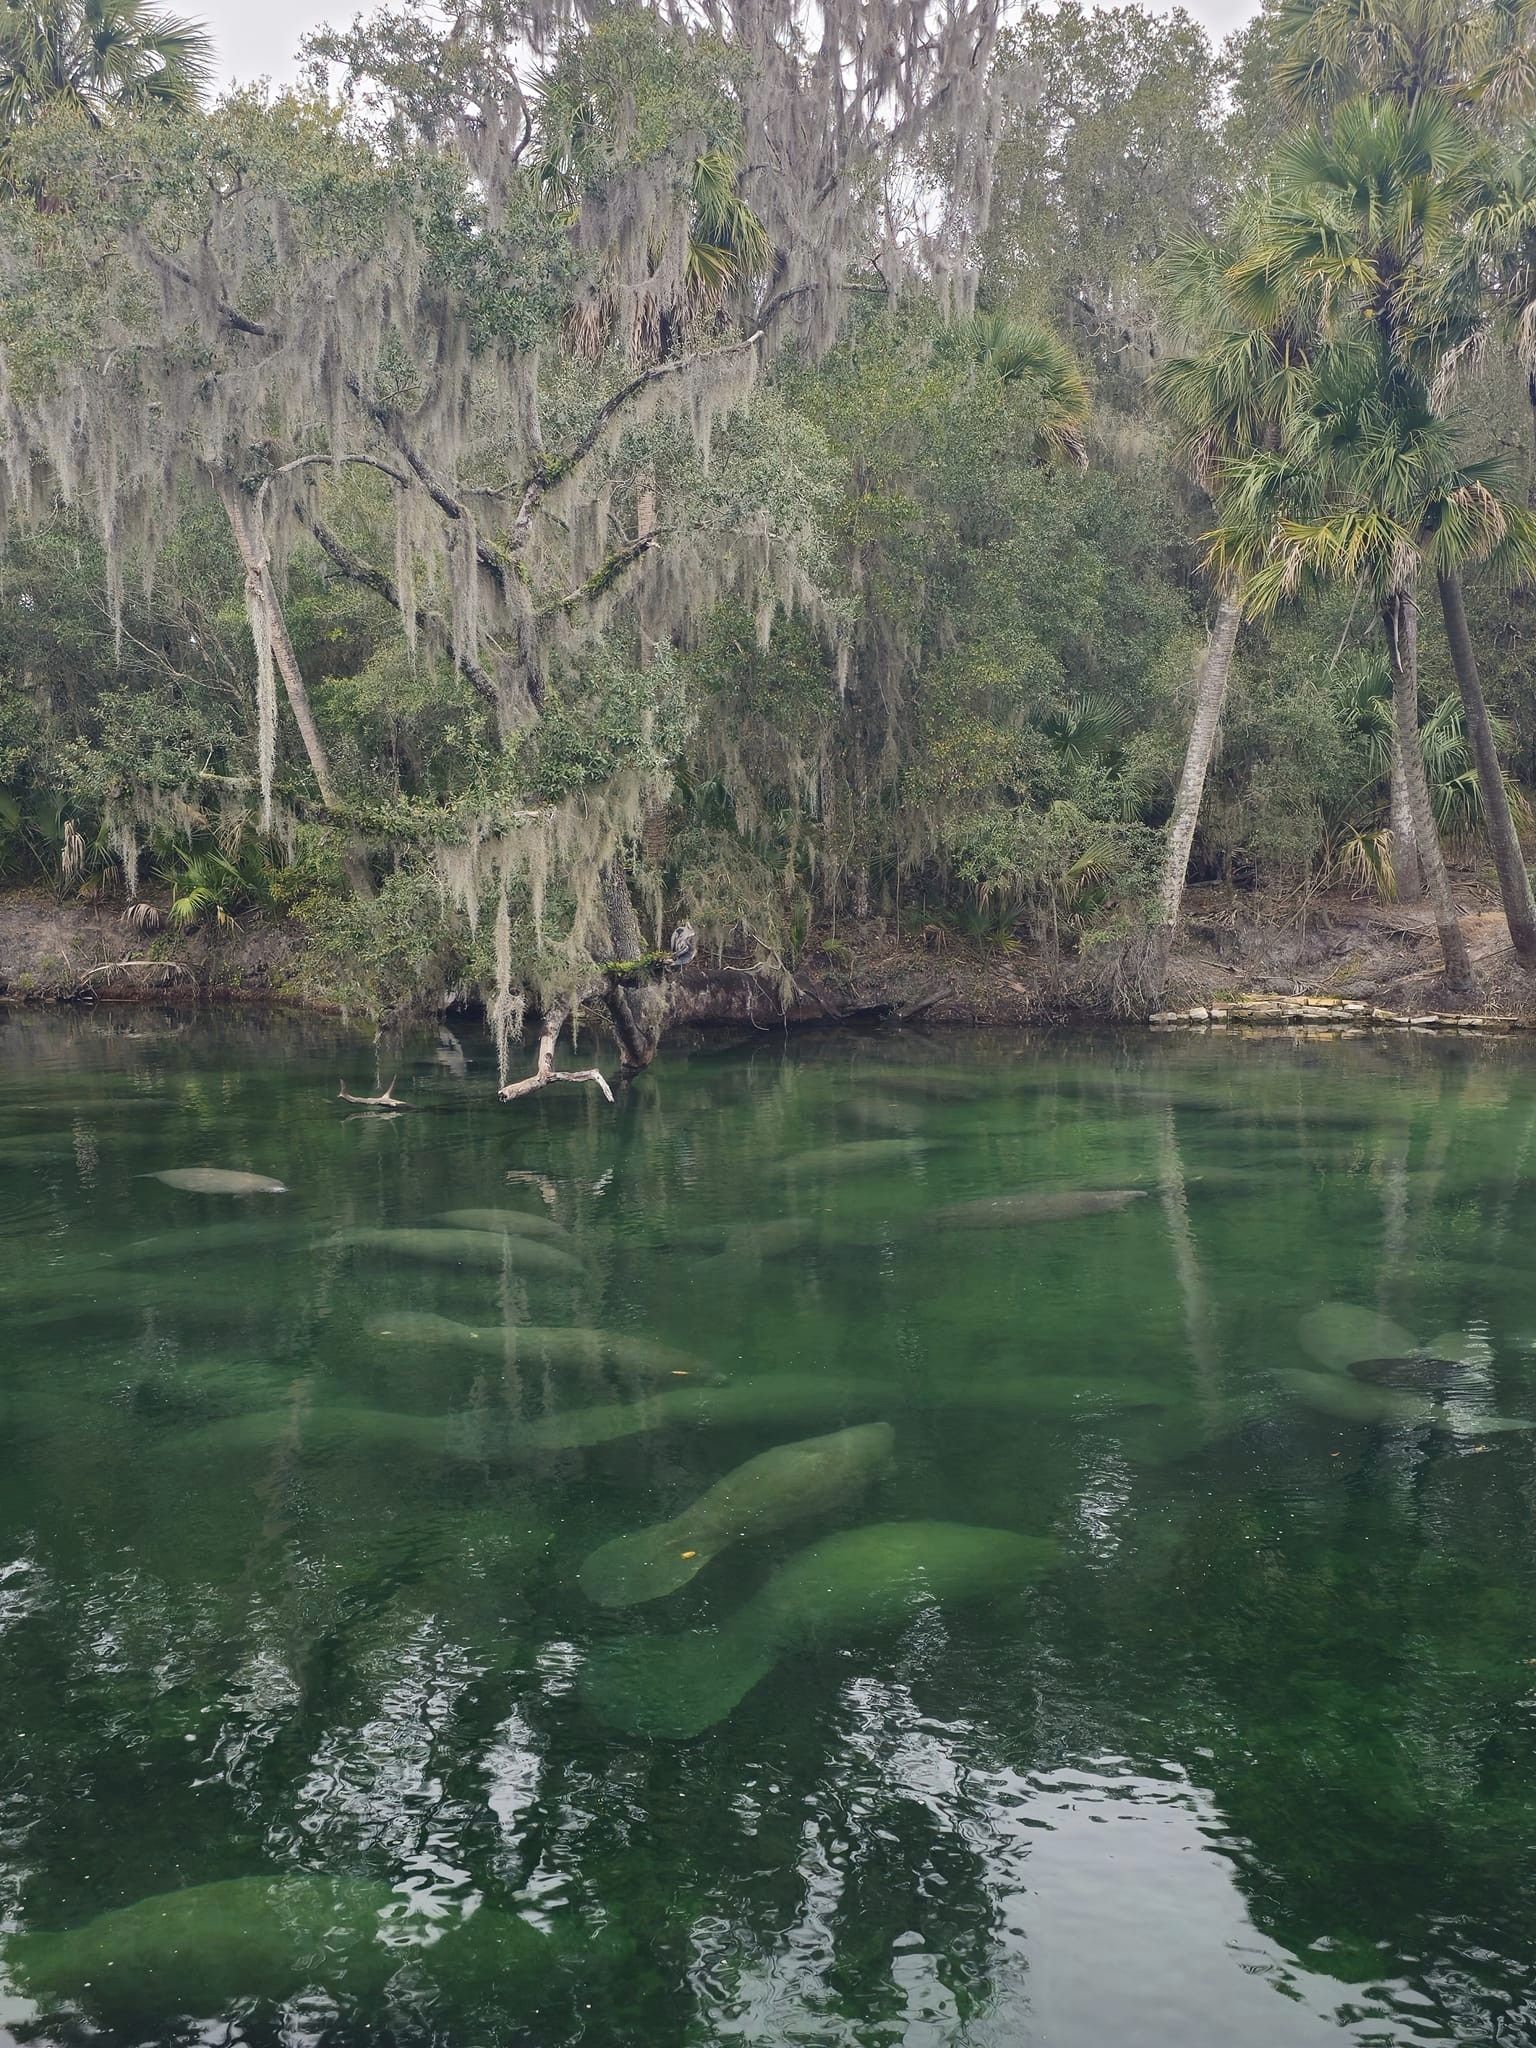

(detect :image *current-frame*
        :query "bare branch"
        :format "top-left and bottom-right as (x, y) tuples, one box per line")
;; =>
(337, 1076), (415, 1108)
(263, 452), (413, 497)
(499, 1003), (615, 1104)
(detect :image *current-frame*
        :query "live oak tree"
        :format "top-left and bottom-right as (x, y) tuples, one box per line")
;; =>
(0, 0), (1019, 1093)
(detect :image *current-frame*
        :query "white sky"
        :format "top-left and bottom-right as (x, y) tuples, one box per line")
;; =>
(204, 0), (1262, 91)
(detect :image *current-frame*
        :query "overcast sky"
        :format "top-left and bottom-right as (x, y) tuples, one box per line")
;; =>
(204, 0), (1262, 90)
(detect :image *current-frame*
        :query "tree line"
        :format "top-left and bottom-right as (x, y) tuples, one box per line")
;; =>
(4, 0), (1536, 1078)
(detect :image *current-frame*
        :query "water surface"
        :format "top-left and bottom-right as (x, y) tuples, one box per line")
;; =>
(2, 1010), (1535, 2045)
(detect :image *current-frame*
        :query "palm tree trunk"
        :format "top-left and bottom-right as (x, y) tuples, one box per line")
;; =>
(1389, 733), (1424, 901)
(1146, 590), (1241, 1002)
(1436, 568), (1536, 967)
(1385, 592), (1473, 992)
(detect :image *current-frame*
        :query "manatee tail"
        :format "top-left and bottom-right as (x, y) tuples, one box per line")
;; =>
(579, 1622), (774, 1738)
(578, 1523), (711, 1608)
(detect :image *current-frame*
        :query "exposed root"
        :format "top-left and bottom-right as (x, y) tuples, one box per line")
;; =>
(72, 959), (197, 1000)
(499, 1002), (615, 1104)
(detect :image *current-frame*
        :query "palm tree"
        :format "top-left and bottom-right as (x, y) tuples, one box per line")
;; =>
(1142, 220), (1312, 1000)
(1222, 343), (1536, 987)
(1241, 94), (1536, 963)
(0, 0), (212, 127)
(968, 312), (1091, 467)
(1271, 0), (1536, 118)
(534, 66), (772, 360)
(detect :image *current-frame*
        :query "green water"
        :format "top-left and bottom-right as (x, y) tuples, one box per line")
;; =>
(3, 1010), (1536, 2045)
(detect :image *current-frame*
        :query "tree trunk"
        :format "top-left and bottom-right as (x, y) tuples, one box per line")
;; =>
(1437, 568), (1536, 967)
(599, 864), (668, 1073)
(1145, 589), (1242, 1002)
(220, 481), (374, 899)
(219, 483), (341, 810)
(1389, 732), (1424, 901)
(1385, 591), (1473, 992)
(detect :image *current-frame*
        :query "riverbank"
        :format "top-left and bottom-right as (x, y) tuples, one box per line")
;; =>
(2, 874), (1533, 1026)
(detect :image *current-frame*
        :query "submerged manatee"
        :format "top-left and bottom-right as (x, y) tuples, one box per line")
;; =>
(776, 1139), (932, 1177)
(116, 1218), (304, 1264)
(581, 1520), (1057, 1737)
(6, 1874), (397, 2022)
(179, 1403), (511, 1463)
(1279, 1368), (1533, 1433)
(942, 1375), (1173, 1419)
(365, 1311), (706, 1378)
(149, 1168), (288, 1195)
(6, 1874), (571, 2031)
(523, 1371), (1169, 1453)
(935, 1188), (1147, 1230)
(520, 1375), (878, 1451)
(437, 1207), (583, 1250)
(334, 1227), (585, 1280)
(1297, 1303), (1418, 1371)
(579, 1422), (897, 1608)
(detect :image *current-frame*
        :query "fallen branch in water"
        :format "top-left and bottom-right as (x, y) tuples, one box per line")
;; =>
(499, 1003), (615, 1104)
(337, 1077), (415, 1109)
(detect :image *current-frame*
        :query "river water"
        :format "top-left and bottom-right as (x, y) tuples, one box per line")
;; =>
(1, 1010), (1534, 2046)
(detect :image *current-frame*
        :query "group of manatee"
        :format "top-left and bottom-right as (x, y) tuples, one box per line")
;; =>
(23, 1140), (1534, 2033)
(1290, 1302), (1533, 1434)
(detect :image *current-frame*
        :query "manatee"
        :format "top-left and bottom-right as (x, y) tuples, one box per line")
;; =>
(581, 1520), (1057, 1738)
(437, 1207), (583, 1250)
(579, 1422), (897, 1608)
(723, 1216), (825, 1259)
(149, 1168), (288, 1195)
(868, 1069), (985, 1101)
(6, 1873), (397, 2022)
(940, 1375), (1174, 1420)
(520, 1375), (878, 1451)
(524, 1372), (1168, 1453)
(1279, 1368), (1533, 1433)
(178, 1403), (509, 1463)
(777, 1138), (932, 1177)
(333, 1227), (585, 1280)
(365, 1311), (706, 1378)
(935, 1188), (1148, 1229)
(116, 1218), (305, 1264)
(6, 1874), (568, 2030)
(1297, 1303), (1418, 1371)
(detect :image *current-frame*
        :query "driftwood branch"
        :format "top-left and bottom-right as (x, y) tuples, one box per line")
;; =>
(499, 1003), (615, 1104)
(337, 1076), (414, 1109)
(73, 958), (198, 1000)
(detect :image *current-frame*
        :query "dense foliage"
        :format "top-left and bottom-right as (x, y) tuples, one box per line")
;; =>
(3, 0), (1536, 1054)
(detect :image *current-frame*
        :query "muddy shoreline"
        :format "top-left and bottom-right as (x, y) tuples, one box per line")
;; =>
(4, 875), (1536, 1032)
